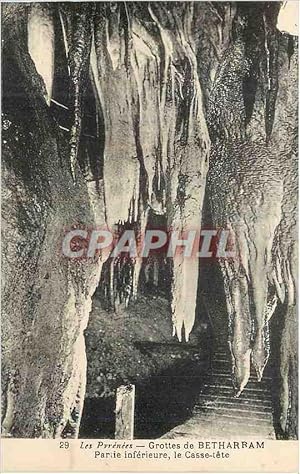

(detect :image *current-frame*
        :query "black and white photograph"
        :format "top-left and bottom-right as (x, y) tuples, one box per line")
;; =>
(1, 0), (298, 471)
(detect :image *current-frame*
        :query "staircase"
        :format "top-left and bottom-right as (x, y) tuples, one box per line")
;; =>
(162, 342), (276, 439)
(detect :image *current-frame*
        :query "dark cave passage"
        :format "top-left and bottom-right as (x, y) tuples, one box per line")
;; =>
(80, 356), (211, 439)
(79, 275), (214, 439)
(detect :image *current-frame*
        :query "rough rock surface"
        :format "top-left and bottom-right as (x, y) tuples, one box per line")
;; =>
(2, 4), (105, 437)
(206, 4), (298, 438)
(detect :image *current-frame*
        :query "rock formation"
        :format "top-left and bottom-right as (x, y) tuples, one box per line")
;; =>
(1, 2), (298, 438)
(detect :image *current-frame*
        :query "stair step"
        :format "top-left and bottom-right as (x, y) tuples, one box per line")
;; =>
(193, 405), (273, 421)
(202, 375), (270, 390)
(212, 359), (231, 365)
(209, 371), (272, 383)
(193, 410), (272, 426)
(195, 398), (272, 413)
(210, 374), (271, 384)
(212, 358), (266, 369)
(211, 363), (272, 379)
(201, 384), (272, 398)
(196, 393), (272, 409)
(166, 419), (275, 439)
(163, 426), (275, 439)
(161, 343), (275, 440)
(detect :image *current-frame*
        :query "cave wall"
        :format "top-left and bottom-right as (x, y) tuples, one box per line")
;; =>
(205, 3), (298, 437)
(1, 2), (298, 438)
(2, 4), (105, 437)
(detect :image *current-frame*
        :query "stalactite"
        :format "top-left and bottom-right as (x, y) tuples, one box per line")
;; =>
(208, 141), (283, 391)
(92, 4), (140, 227)
(207, 4), (297, 435)
(129, 4), (162, 300)
(61, 3), (94, 182)
(151, 4), (209, 340)
(90, 3), (209, 338)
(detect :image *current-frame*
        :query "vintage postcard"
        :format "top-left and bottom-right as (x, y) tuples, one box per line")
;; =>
(1, 0), (298, 472)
